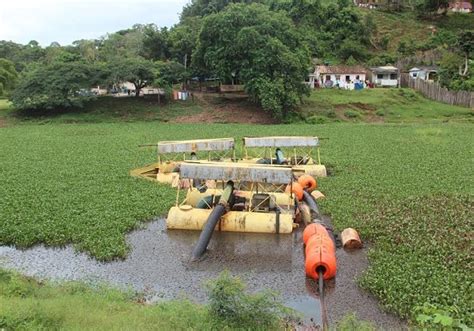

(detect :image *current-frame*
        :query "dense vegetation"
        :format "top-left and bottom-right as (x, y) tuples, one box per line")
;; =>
(0, 269), (293, 330)
(1, 0), (473, 116)
(0, 118), (472, 325)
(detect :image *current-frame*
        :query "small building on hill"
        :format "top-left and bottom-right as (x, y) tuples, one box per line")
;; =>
(449, 1), (472, 12)
(369, 66), (400, 88)
(409, 66), (438, 82)
(308, 65), (367, 89)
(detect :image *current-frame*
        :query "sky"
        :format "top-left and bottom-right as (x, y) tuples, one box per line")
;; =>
(0, 0), (190, 46)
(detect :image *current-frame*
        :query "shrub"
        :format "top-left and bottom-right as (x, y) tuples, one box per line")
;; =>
(414, 303), (470, 329)
(397, 88), (419, 101)
(306, 115), (329, 124)
(375, 109), (385, 116)
(206, 271), (296, 329)
(344, 109), (361, 118)
(336, 313), (376, 331)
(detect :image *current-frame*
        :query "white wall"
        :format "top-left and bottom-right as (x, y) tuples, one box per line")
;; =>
(372, 72), (398, 87)
(319, 73), (366, 85)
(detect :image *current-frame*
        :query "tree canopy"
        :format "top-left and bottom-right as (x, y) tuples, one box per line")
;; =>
(11, 62), (99, 110)
(0, 58), (18, 96)
(193, 3), (310, 118)
(108, 58), (156, 97)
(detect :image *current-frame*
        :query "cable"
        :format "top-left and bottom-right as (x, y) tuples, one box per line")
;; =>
(318, 268), (329, 331)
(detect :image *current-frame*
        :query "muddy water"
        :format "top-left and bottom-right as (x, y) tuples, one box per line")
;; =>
(0, 219), (404, 329)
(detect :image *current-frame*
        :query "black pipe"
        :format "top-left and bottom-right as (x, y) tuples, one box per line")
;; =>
(191, 182), (234, 261)
(302, 190), (322, 220)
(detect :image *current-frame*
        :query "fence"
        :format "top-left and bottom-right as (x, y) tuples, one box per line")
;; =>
(401, 74), (474, 108)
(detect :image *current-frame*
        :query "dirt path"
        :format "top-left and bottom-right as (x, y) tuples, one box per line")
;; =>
(0, 218), (405, 329)
(173, 93), (278, 124)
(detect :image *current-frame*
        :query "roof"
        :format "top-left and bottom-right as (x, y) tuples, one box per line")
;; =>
(157, 138), (234, 154)
(450, 1), (472, 9)
(180, 162), (293, 184)
(243, 136), (320, 148)
(409, 66), (438, 72)
(315, 65), (367, 75)
(370, 66), (398, 73)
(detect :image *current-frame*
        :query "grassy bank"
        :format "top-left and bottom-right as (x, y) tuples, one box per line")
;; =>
(0, 96), (204, 125)
(0, 269), (294, 330)
(301, 88), (472, 123)
(0, 120), (472, 325)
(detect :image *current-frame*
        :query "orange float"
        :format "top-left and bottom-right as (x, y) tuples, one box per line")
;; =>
(285, 182), (304, 201)
(303, 223), (337, 280)
(298, 174), (317, 192)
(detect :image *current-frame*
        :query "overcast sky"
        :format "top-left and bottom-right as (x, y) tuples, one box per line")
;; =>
(0, 0), (190, 46)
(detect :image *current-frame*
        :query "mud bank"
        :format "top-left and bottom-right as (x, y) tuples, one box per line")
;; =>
(0, 219), (404, 329)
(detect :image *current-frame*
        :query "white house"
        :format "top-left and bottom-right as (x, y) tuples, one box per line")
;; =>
(409, 66), (438, 82)
(308, 65), (367, 89)
(369, 66), (400, 87)
(449, 1), (472, 12)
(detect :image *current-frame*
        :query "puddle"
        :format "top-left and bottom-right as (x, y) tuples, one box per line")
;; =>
(0, 219), (405, 329)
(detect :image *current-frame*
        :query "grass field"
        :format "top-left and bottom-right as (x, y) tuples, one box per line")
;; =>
(0, 97), (204, 125)
(301, 88), (473, 123)
(0, 119), (472, 325)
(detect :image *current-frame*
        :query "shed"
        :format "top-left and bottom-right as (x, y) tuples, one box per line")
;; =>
(369, 66), (400, 88)
(409, 66), (438, 81)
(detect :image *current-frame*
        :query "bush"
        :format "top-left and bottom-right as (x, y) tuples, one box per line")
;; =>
(206, 271), (296, 329)
(336, 313), (376, 331)
(397, 88), (419, 101)
(375, 109), (385, 116)
(344, 109), (361, 118)
(414, 303), (470, 329)
(306, 115), (329, 124)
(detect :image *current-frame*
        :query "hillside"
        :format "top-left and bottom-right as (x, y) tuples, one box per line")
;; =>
(356, 9), (474, 64)
(300, 88), (472, 123)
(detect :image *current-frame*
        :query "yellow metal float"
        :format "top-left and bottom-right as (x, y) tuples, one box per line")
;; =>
(166, 162), (297, 235)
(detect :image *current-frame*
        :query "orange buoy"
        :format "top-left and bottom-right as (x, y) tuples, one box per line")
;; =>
(303, 223), (337, 280)
(285, 182), (304, 201)
(298, 175), (317, 192)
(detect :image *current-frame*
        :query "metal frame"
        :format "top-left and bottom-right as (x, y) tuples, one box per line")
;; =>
(242, 136), (322, 165)
(175, 162), (295, 214)
(156, 138), (236, 164)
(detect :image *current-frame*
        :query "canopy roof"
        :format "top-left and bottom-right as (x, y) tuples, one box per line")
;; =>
(180, 162), (293, 184)
(157, 138), (234, 154)
(243, 136), (319, 148)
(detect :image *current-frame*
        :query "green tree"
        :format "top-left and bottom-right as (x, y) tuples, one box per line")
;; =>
(141, 25), (170, 61)
(193, 3), (310, 119)
(415, 0), (450, 16)
(0, 58), (18, 96)
(181, 0), (263, 18)
(99, 27), (145, 61)
(456, 30), (473, 77)
(154, 61), (188, 87)
(108, 58), (155, 97)
(168, 17), (202, 67)
(11, 62), (99, 110)
(72, 39), (100, 62)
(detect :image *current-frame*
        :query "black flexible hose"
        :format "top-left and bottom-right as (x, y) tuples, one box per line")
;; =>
(191, 204), (226, 261)
(318, 268), (329, 331)
(302, 190), (321, 220)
